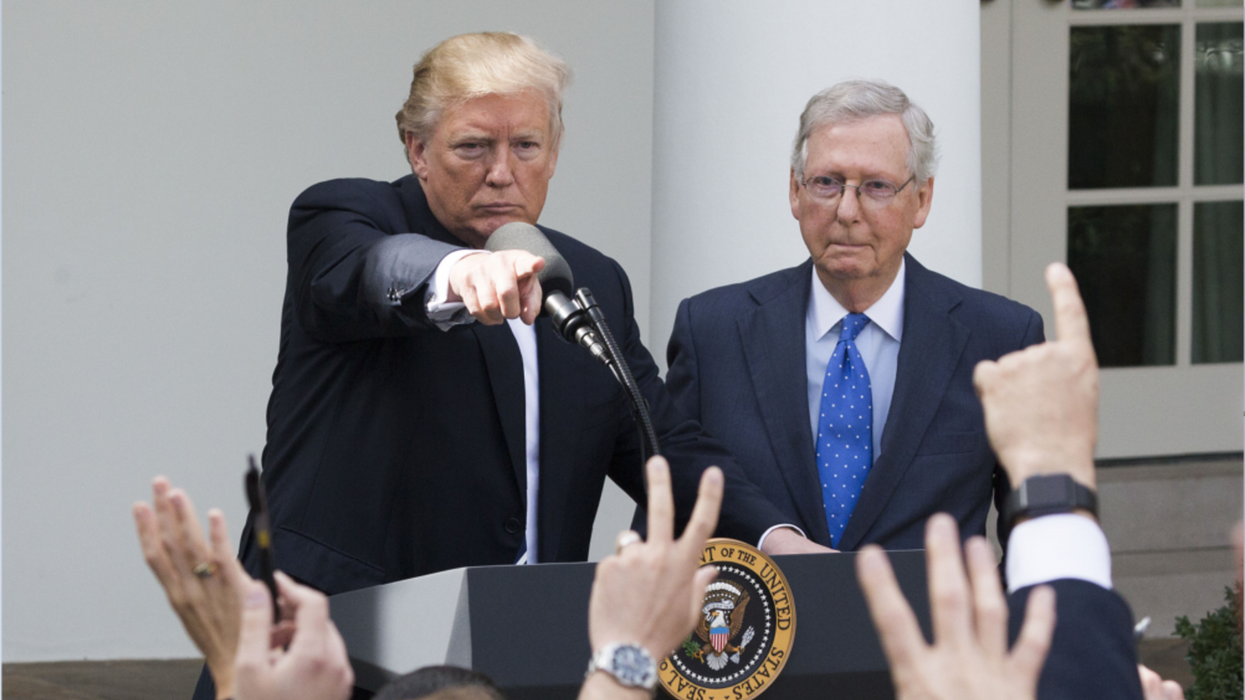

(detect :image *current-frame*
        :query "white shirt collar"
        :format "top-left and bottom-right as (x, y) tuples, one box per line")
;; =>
(807, 258), (906, 342)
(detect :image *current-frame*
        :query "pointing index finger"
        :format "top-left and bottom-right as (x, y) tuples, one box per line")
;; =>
(514, 253), (546, 280)
(1046, 263), (1090, 345)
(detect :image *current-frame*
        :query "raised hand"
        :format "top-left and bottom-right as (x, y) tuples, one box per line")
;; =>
(856, 513), (1057, 700)
(587, 458), (724, 660)
(973, 262), (1099, 490)
(134, 478), (252, 699)
(234, 572), (353, 700)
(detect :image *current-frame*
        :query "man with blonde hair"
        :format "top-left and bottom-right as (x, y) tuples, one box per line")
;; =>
(239, 30), (803, 617)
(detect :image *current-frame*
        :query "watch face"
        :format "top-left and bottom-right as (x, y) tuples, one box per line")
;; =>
(1026, 474), (1073, 506)
(612, 645), (656, 687)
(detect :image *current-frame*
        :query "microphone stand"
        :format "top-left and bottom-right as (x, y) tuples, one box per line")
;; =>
(568, 289), (662, 461)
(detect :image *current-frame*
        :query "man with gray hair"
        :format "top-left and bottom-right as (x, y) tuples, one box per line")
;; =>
(659, 79), (1044, 553)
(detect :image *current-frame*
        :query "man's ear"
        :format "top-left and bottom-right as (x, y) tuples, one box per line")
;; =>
(406, 132), (430, 180)
(789, 169), (803, 221)
(911, 177), (935, 229)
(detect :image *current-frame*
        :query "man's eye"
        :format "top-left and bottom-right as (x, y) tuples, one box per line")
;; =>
(455, 143), (484, 153)
(810, 177), (842, 191)
(862, 180), (895, 195)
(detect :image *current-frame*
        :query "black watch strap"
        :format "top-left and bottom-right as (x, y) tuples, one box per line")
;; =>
(1002, 473), (1098, 531)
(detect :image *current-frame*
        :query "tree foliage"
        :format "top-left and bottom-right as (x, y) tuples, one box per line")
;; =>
(1175, 582), (1244, 700)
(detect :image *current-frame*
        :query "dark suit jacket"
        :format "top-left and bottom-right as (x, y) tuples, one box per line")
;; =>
(659, 255), (1044, 549)
(242, 175), (790, 595)
(1010, 580), (1144, 700)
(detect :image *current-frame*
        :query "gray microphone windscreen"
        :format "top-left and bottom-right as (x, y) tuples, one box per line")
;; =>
(484, 222), (575, 298)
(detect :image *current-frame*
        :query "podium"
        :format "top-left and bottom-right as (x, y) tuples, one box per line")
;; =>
(330, 551), (931, 700)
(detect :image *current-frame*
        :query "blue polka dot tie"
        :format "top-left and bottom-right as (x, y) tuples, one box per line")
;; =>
(816, 313), (873, 548)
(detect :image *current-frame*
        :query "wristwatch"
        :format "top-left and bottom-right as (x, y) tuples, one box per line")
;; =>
(586, 643), (658, 693)
(1002, 473), (1098, 531)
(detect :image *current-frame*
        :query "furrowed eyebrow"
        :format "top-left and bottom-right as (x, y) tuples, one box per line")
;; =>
(449, 133), (493, 145)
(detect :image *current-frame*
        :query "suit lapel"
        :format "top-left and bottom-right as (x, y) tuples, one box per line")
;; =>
(469, 323), (527, 494)
(838, 257), (968, 550)
(737, 262), (831, 544)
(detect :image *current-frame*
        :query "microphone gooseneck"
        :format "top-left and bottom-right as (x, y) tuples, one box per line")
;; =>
(574, 289), (661, 458)
(544, 289), (611, 365)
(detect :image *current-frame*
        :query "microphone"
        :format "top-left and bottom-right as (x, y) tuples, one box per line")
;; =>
(484, 222), (610, 363)
(484, 222), (663, 459)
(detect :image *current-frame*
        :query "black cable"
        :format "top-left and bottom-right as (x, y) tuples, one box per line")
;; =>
(576, 289), (662, 459)
(595, 317), (661, 459)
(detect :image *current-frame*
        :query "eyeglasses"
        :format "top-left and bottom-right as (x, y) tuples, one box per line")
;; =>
(799, 174), (916, 210)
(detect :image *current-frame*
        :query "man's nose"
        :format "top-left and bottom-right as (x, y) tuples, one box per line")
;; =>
(484, 148), (515, 187)
(836, 185), (862, 222)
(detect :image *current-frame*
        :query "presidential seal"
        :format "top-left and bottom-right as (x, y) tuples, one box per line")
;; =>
(659, 539), (796, 700)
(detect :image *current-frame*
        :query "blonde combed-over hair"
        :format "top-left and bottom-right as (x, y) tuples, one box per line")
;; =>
(395, 32), (572, 154)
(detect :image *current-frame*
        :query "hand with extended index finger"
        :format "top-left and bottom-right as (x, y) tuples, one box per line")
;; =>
(133, 478), (252, 699)
(447, 250), (545, 325)
(972, 262), (1099, 489)
(587, 457), (723, 663)
(856, 513), (1056, 700)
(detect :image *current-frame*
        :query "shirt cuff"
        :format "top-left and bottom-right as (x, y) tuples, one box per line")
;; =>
(1005, 513), (1112, 593)
(756, 524), (808, 551)
(425, 249), (487, 330)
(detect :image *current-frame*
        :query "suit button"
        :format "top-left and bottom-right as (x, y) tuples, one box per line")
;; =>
(504, 517), (522, 534)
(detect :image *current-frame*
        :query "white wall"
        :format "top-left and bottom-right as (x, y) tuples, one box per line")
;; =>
(2, 0), (654, 661)
(648, 0), (982, 366)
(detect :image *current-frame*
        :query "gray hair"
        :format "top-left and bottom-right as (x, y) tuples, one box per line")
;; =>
(791, 79), (939, 182)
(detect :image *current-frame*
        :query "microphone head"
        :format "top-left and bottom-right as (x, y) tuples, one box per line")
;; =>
(484, 222), (575, 300)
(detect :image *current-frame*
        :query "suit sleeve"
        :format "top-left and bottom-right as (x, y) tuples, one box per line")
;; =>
(664, 298), (702, 422)
(287, 179), (465, 342)
(1008, 580), (1143, 700)
(605, 262), (791, 544)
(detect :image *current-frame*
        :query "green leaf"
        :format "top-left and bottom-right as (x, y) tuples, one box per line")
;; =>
(1175, 583), (1243, 700)
(681, 636), (702, 659)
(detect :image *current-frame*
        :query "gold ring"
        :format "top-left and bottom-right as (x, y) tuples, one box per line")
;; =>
(615, 531), (642, 554)
(193, 561), (217, 578)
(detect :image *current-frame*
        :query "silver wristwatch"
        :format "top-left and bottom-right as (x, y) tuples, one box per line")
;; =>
(586, 643), (658, 692)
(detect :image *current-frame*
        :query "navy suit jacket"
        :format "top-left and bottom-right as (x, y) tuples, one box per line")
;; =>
(1011, 580), (1144, 700)
(660, 255), (1044, 549)
(243, 175), (791, 596)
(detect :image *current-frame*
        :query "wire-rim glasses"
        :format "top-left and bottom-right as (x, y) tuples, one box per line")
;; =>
(799, 174), (916, 209)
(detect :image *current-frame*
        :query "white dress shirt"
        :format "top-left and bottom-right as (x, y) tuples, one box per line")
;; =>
(1006, 513), (1112, 592)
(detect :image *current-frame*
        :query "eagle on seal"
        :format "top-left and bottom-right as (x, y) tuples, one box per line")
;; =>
(691, 581), (754, 670)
